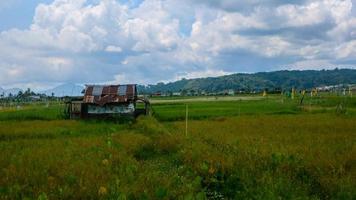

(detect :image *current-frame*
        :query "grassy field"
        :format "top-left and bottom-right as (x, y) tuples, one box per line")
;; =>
(0, 95), (355, 199)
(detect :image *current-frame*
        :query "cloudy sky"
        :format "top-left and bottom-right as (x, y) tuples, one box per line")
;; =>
(0, 0), (355, 90)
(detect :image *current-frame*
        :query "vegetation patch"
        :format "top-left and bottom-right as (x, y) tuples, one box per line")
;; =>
(0, 95), (355, 199)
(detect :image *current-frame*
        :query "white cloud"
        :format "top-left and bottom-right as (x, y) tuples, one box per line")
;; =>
(0, 0), (355, 89)
(105, 45), (122, 53)
(328, 17), (356, 41)
(124, 0), (181, 52)
(173, 69), (231, 81)
(255, 0), (353, 28)
(286, 59), (353, 70)
(106, 74), (131, 85)
(335, 40), (356, 59)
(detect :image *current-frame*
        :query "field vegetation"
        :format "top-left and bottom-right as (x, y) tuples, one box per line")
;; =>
(0, 94), (355, 199)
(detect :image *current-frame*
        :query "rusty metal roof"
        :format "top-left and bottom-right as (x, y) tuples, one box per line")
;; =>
(83, 84), (137, 105)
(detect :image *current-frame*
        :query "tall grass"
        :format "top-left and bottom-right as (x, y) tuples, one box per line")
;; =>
(0, 95), (355, 199)
(152, 99), (298, 121)
(169, 114), (355, 199)
(0, 104), (65, 121)
(153, 96), (356, 121)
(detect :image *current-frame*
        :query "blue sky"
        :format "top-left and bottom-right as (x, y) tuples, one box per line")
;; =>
(0, 0), (355, 90)
(0, 0), (51, 30)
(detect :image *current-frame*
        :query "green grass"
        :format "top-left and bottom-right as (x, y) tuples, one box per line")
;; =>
(0, 104), (64, 121)
(0, 120), (125, 141)
(169, 114), (355, 199)
(153, 96), (356, 121)
(0, 95), (355, 199)
(152, 99), (298, 121)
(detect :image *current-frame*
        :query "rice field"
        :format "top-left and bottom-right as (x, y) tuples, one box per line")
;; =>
(0, 95), (355, 199)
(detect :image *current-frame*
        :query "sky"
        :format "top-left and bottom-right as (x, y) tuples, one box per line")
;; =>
(0, 0), (355, 90)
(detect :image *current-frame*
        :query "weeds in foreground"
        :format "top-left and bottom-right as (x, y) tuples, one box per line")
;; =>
(0, 96), (355, 199)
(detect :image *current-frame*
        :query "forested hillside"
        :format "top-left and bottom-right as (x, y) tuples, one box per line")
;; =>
(138, 69), (356, 93)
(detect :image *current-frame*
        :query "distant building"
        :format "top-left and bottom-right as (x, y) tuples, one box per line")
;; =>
(172, 92), (181, 96)
(228, 89), (235, 96)
(151, 92), (162, 97)
(28, 95), (41, 101)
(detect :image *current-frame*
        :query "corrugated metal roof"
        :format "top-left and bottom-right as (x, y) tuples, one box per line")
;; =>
(83, 84), (137, 105)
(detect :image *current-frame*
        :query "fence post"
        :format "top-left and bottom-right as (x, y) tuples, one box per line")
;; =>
(185, 104), (188, 137)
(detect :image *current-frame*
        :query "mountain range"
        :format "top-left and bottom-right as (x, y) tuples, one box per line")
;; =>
(1, 69), (356, 97)
(0, 87), (23, 97)
(137, 69), (356, 94)
(0, 84), (84, 97)
(42, 83), (84, 97)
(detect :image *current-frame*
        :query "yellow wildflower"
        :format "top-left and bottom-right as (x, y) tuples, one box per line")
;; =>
(98, 186), (107, 196)
(47, 176), (56, 188)
(102, 159), (109, 166)
(208, 167), (215, 174)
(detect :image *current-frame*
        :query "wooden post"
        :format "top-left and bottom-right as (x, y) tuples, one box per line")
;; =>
(185, 104), (188, 137)
(300, 90), (306, 106)
(238, 105), (241, 116)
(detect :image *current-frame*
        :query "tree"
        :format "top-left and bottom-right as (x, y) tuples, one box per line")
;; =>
(25, 88), (31, 95)
(17, 91), (23, 97)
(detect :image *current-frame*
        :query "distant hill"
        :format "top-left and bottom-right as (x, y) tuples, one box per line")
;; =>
(0, 87), (23, 97)
(2, 69), (355, 97)
(6, 88), (22, 96)
(138, 69), (356, 94)
(42, 83), (84, 97)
